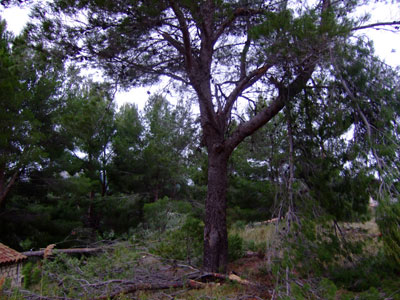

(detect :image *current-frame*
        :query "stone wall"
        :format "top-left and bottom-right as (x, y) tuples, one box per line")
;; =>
(0, 263), (23, 286)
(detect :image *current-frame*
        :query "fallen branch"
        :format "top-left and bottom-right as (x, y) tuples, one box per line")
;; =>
(12, 248), (257, 300)
(195, 272), (252, 286)
(247, 217), (279, 228)
(89, 279), (205, 300)
(88, 272), (252, 300)
(3, 289), (79, 300)
(7, 271), (255, 300)
(22, 248), (102, 257)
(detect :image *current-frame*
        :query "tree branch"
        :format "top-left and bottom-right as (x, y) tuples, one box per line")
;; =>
(226, 94), (286, 154)
(222, 0), (330, 154)
(158, 31), (186, 55)
(168, 0), (194, 71)
(240, 33), (251, 80)
(213, 7), (264, 44)
(223, 63), (273, 118)
(226, 50), (318, 154)
(351, 21), (400, 31)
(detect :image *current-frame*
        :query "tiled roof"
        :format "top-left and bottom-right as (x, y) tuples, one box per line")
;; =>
(0, 243), (27, 265)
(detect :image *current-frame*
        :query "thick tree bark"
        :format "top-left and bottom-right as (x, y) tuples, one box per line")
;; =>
(203, 147), (229, 273)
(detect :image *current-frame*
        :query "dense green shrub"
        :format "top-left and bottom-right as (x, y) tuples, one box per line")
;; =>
(281, 219), (356, 276)
(96, 194), (144, 235)
(329, 250), (398, 292)
(143, 197), (193, 232)
(141, 197), (204, 264)
(151, 216), (204, 265)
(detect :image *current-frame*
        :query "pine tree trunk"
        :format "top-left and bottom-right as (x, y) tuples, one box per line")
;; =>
(203, 148), (229, 273)
(101, 169), (107, 197)
(0, 166), (5, 207)
(0, 165), (20, 207)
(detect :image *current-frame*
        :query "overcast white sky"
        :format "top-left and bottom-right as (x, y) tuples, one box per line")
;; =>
(1, 2), (399, 110)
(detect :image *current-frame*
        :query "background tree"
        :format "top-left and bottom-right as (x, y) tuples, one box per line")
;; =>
(0, 19), (78, 249)
(29, 0), (399, 272)
(58, 78), (116, 229)
(0, 19), (64, 207)
(109, 103), (144, 195)
(141, 95), (195, 202)
(59, 79), (116, 196)
(0, 19), (22, 206)
(109, 95), (196, 201)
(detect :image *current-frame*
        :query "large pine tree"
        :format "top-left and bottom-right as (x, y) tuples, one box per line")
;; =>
(27, 0), (399, 271)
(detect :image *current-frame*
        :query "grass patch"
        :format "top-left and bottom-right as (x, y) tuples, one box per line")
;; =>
(230, 221), (280, 254)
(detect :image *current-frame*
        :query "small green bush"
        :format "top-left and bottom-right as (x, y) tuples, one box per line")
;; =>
(152, 216), (204, 265)
(243, 239), (267, 253)
(232, 220), (246, 230)
(22, 262), (41, 288)
(228, 233), (243, 262)
(340, 292), (355, 300)
(318, 278), (337, 300)
(22, 262), (33, 289)
(358, 287), (380, 300)
(31, 266), (42, 285)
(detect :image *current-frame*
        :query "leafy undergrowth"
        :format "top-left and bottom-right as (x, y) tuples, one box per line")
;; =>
(230, 218), (400, 300)
(1, 218), (399, 300)
(1, 243), (270, 300)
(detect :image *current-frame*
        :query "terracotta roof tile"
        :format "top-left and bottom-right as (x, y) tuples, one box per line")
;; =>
(0, 243), (27, 265)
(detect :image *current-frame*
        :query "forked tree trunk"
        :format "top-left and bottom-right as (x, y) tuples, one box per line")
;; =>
(203, 148), (229, 272)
